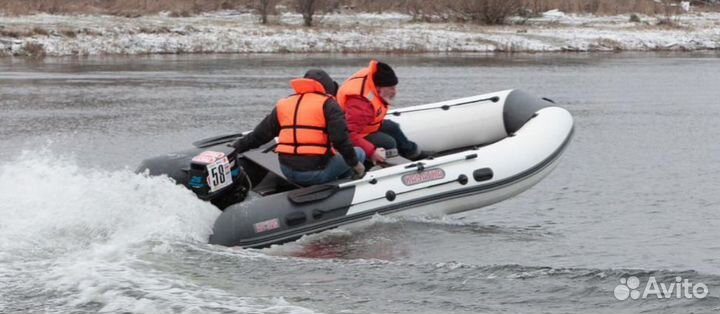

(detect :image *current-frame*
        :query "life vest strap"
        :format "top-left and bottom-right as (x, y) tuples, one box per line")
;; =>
(280, 125), (327, 132)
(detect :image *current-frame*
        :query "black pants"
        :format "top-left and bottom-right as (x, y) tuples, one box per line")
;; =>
(365, 120), (418, 158)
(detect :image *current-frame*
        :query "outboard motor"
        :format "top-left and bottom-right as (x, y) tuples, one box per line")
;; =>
(137, 148), (249, 210)
(187, 150), (248, 209)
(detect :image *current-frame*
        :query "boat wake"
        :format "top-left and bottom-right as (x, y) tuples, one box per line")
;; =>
(260, 214), (550, 260)
(0, 150), (316, 314)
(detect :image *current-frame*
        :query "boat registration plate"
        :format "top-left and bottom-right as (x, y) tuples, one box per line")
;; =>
(206, 157), (233, 192)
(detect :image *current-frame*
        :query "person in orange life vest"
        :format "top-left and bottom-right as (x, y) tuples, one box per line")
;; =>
(337, 60), (424, 165)
(231, 69), (365, 186)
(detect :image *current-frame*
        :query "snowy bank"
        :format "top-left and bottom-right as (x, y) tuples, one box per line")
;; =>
(0, 11), (719, 57)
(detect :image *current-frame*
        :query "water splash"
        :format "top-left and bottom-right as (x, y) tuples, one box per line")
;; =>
(0, 149), (219, 257)
(0, 150), (318, 313)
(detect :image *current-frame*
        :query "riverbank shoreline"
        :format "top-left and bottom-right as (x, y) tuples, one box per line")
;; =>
(1, 10), (719, 57)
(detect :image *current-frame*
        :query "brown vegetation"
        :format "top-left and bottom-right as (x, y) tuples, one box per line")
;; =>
(32, 27), (49, 36)
(450, 0), (523, 24)
(0, 0), (253, 17)
(59, 29), (76, 37)
(0, 27), (55, 38)
(0, 29), (24, 38)
(0, 0), (717, 26)
(23, 42), (46, 57)
(352, 0), (718, 24)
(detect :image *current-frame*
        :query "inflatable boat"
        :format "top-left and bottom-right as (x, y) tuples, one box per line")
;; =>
(137, 89), (574, 248)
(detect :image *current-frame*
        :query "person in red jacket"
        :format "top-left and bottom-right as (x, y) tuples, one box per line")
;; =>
(337, 60), (424, 165)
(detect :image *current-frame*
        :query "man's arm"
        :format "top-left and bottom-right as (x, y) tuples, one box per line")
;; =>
(232, 108), (280, 153)
(344, 96), (377, 157)
(324, 99), (359, 167)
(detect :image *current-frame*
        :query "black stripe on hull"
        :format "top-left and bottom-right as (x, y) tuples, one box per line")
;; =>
(209, 186), (356, 247)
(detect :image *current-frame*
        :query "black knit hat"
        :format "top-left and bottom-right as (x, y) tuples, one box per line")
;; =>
(304, 69), (339, 96)
(373, 62), (398, 87)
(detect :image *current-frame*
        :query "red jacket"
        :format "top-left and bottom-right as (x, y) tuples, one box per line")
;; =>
(344, 95), (387, 157)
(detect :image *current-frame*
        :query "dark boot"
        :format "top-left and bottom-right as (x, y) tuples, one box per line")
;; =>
(405, 148), (435, 161)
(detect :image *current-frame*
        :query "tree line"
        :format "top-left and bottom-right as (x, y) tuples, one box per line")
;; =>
(1, 0), (716, 26)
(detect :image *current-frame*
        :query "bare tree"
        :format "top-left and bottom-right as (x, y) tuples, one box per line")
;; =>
(403, 0), (444, 22)
(658, 0), (680, 24)
(452, 0), (522, 25)
(525, 0), (546, 16)
(256, 0), (279, 24)
(295, 0), (338, 27)
(296, 0), (318, 26)
(663, 0), (679, 17)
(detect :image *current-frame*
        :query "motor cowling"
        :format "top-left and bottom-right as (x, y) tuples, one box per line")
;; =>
(188, 150), (248, 209)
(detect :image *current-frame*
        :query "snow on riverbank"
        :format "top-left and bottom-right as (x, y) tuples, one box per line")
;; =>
(1, 10), (719, 57)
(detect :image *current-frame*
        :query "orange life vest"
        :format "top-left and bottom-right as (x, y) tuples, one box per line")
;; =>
(275, 79), (332, 156)
(337, 60), (388, 136)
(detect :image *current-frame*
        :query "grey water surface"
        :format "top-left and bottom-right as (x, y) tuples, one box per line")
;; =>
(1, 53), (719, 313)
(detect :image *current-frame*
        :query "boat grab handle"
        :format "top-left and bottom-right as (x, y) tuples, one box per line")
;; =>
(390, 96), (499, 116)
(339, 151), (482, 188)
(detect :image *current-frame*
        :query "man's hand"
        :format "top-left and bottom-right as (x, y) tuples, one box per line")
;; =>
(371, 148), (386, 163)
(228, 139), (241, 149)
(352, 162), (366, 177)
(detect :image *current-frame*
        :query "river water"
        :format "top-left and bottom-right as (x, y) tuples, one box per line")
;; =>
(1, 53), (719, 313)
